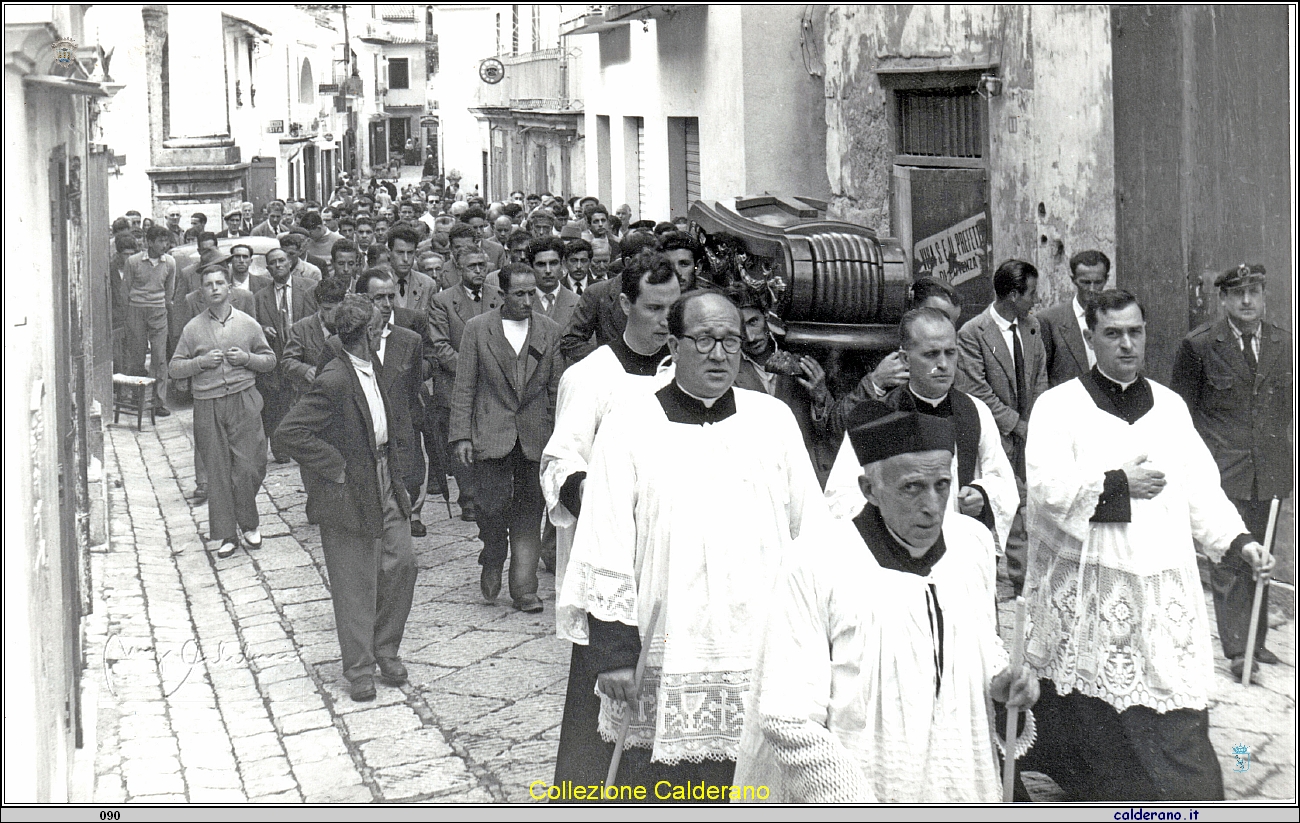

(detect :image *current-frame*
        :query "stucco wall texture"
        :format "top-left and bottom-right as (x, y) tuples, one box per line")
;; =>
(823, 4), (1117, 306)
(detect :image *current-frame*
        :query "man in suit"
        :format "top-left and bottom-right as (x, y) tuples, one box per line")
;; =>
(451, 264), (563, 613)
(562, 239), (596, 295)
(216, 209), (250, 239)
(529, 237), (580, 335)
(429, 247), (502, 521)
(255, 247), (319, 463)
(282, 278), (348, 393)
(1171, 264), (1292, 676)
(228, 243), (273, 295)
(274, 295), (417, 702)
(1038, 250), (1110, 387)
(359, 271), (430, 538)
(558, 232), (670, 364)
(956, 259), (1048, 594)
(386, 225), (436, 316)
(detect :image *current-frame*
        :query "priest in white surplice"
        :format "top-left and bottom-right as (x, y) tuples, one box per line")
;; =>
(736, 407), (1039, 802)
(1016, 291), (1273, 801)
(544, 256), (679, 787)
(555, 291), (828, 794)
(824, 307), (1018, 556)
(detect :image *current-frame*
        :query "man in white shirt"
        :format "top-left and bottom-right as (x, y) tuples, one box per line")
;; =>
(274, 295), (417, 703)
(450, 264), (563, 613)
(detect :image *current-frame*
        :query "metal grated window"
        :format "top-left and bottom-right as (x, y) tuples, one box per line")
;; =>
(896, 89), (983, 158)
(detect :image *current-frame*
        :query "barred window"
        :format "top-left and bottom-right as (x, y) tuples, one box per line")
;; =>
(896, 88), (983, 158)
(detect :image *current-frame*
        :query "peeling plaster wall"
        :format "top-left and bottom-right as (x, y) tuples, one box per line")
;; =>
(823, 4), (1117, 308)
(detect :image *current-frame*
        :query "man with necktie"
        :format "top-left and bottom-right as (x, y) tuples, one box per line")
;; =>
(254, 247), (318, 463)
(1171, 264), (1292, 676)
(956, 260), (1048, 595)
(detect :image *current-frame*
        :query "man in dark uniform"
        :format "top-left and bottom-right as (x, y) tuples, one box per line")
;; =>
(1171, 263), (1292, 676)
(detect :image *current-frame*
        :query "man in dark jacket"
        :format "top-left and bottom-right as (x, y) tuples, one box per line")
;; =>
(1171, 264), (1292, 674)
(274, 295), (417, 702)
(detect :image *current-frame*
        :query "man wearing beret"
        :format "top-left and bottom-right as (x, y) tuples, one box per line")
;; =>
(1171, 264), (1291, 676)
(735, 406), (1038, 801)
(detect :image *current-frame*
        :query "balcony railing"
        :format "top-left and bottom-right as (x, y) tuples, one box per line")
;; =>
(475, 48), (581, 112)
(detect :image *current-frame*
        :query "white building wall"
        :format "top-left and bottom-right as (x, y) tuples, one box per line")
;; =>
(430, 4), (497, 195)
(85, 4), (151, 218)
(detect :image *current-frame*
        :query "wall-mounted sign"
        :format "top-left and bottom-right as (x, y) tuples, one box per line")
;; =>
(479, 58), (505, 85)
(318, 83), (339, 95)
(912, 211), (989, 288)
(267, 120), (284, 134)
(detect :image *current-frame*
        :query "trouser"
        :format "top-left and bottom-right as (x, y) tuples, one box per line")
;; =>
(474, 440), (542, 601)
(1017, 679), (1223, 801)
(1213, 498), (1273, 659)
(195, 442), (207, 489)
(193, 389), (267, 543)
(541, 517), (557, 571)
(429, 404), (475, 509)
(1004, 471), (1028, 596)
(125, 304), (169, 403)
(319, 452), (417, 683)
(258, 378), (297, 460)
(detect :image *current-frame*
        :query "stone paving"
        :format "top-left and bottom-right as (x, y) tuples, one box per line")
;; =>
(88, 406), (1294, 804)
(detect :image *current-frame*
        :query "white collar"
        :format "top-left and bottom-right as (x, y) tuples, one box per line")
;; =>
(677, 382), (721, 408)
(909, 386), (948, 407)
(1227, 317), (1261, 340)
(347, 351), (374, 374)
(1073, 295), (1087, 317)
(1096, 366), (1138, 391)
(990, 304), (1017, 331)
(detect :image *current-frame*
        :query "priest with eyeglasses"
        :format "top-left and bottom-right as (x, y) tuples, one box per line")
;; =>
(555, 290), (829, 797)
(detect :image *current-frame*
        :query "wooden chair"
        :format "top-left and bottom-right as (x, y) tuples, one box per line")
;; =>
(112, 374), (157, 430)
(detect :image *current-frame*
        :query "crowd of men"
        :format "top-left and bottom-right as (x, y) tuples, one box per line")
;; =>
(112, 176), (1290, 802)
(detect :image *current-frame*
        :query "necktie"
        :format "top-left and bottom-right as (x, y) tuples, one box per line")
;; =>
(469, 289), (481, 303)
(573, 280), (583, 296)
(278, 286), (289, 324)
(398, 278), (407, 297)
(1010, 321), (1026, 417)
(1242, 332), (1258, 373)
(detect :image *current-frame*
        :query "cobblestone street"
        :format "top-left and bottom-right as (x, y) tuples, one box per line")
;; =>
(87, 408), (1295, 804)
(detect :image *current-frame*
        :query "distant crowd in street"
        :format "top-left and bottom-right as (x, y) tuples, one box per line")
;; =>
(108, 167), (1289, 803)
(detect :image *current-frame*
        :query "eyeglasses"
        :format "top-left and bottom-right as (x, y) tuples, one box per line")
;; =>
(680, 334), (743, 355)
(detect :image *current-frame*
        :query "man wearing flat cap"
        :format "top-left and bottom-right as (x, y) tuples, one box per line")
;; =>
(735, 404), (1039, 802)
(1172, 264), (1291, 676)
(217, 208), (250, 239)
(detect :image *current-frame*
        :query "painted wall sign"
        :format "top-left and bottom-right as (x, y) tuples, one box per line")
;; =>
(913, 211), (989, 287)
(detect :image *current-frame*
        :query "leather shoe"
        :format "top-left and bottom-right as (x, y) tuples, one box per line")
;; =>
(350, 675), (376, 702)
(153, 405), (172, 418)
(1230, 657), (1259, 680)
(216, 540), (238, 559)
(410, 518), (427, 537)
(460, 501), (477, 522)
(377, 657), (408, 685)
(191, 484), (208, 502)
(242, 528), (262, 549)
(1254, 647), (1281, 665)
(480, 565), (502, 602)
(514, 594), (544, 614)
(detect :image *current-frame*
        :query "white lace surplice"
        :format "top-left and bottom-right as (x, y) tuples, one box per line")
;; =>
(735, 514), (1007, 802)
(556, 387), (829, 764)
(1024, 378), (1248, 713)
(539, 345), (672, 604)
